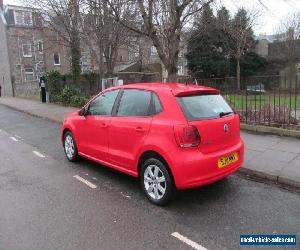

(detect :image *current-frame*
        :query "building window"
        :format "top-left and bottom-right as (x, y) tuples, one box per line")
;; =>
(54, 53), (60, 65)
(150, 46), (157, 56)
(178, 49), (184, 58)
(22, 44), (32, 57)
(14, 10), (33, 26)
(178, 65), (184, 76)
(24, 68), (34, 81)
(81, 60), (89, 73)
(37, 41), (43, 53)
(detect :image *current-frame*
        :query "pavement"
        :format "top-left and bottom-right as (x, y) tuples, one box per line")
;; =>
(0, 96), (300, 190)
(0, 104), (299, 250)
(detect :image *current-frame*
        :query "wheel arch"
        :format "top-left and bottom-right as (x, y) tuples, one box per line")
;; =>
(137, 150), (175, 185)
(61, 127), (73, 144)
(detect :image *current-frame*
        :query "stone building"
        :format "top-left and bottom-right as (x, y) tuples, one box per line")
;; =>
(4, 5), (46, 99)
(116, 34), (189, 82)
(0, 1), (12, 96)
(1, 4), (190, 99)
(3, 5), (75, 99)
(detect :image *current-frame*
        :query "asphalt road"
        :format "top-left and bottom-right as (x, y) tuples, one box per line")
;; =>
(0, 105), (299, 250)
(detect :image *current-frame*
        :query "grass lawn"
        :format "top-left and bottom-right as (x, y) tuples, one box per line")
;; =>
(225, 94), (300, 110)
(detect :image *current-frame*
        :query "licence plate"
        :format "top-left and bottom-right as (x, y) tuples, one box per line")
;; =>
(218, 152), (238, 168)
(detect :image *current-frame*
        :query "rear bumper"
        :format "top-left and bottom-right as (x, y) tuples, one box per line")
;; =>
(170, 139), (244, 189)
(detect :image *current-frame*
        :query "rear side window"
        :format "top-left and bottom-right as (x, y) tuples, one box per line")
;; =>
(88, 90), (119, 116)
(177, 94), (233, 120)
(117, 89), (151, 117)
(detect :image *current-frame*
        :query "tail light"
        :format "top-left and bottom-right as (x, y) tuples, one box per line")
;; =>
(173, 125), (201, 148)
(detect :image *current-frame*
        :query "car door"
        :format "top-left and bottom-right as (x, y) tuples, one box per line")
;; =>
(108, 89), (153, 172)
(78, 90), (119, 162)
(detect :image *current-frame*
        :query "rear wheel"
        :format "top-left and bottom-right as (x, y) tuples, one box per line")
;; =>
(64, 131), (78, 162)
(140, 158), (174, 206)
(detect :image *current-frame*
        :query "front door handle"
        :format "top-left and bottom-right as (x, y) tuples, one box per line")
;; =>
(100, 123), (108, 128)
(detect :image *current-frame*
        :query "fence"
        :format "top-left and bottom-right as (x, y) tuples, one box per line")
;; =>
(180, 74), (300, 130)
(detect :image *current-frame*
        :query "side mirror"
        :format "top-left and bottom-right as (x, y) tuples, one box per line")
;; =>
(79, 106), (89, 116)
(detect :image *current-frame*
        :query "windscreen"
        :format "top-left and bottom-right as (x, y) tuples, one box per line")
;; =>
(177, 94), (234, 121)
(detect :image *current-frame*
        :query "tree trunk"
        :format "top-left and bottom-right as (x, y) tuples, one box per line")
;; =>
(166, 65), (178, 82)
(236, 57), (241, 90)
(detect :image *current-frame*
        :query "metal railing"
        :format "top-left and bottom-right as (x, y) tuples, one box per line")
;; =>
(181, 74), (300, 130)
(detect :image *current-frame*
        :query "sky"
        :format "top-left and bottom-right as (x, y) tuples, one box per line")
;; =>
(3, 0), (300, 35)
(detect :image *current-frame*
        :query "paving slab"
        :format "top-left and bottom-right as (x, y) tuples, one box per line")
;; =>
(270, 138), (300, 154)
(243, 158), (284, 181)
(241, 132), (281, 152)
(0, 97), (77, 123)
(258, 149), (297, 163)
(244, 149), (263, 163)
(279, 159), (300, 187)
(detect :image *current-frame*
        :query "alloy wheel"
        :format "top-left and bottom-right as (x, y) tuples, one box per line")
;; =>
(143, 164), (166, 200)
(65, 135), (75, 159)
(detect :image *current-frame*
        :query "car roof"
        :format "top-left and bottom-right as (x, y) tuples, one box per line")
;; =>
(108, 82), (219, 96)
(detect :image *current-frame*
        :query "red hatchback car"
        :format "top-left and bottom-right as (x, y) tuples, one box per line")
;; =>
(62, 83), (244, 205)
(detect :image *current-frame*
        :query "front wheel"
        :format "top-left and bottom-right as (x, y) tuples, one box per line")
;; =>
(140, 158), (174, 206)
(64, 131), (78, 162)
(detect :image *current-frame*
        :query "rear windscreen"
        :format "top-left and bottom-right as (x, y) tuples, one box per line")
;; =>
(177, 94), (234, 120)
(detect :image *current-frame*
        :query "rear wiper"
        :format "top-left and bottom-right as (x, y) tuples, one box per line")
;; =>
(219, 111), (233, 117)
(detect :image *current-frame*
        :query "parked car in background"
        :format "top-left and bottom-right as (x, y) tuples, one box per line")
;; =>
(61, 83), (244, 205)
(246, 83), (266, 95)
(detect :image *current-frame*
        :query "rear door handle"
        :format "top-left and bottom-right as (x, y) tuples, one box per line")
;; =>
(135, 126), (145, 132)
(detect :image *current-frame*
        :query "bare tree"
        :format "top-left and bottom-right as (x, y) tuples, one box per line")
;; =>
(225, 8), (257, 90)
(276, 12), (300, 81)
(108, 0), (214, 82)
(27, 0), (132, 82)
(82, 0), (131, 78)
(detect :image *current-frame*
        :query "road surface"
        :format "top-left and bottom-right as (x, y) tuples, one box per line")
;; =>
(0, 105), (299, 250)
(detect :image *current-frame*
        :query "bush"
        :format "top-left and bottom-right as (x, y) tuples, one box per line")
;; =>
(58, 86), (88, 107)
(60, 86), (78, 106)
(70, 95), (89, 108)
(45, 70), (90, 108)
(82, 71), (99, 93)
(45, 71), (63, 102)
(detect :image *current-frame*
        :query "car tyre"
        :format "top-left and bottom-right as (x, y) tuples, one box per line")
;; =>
(64, 131), (78, 162)
(140, 158), (174, 206)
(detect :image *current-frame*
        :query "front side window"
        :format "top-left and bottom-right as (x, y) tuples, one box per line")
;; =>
(54, 53), (60, 65)
(23, 44), (32, 57)
(24, 68), (34, 82)
(177, 94), (233, 120)
(88, 90), (119, 116)
(117, 89), (151, 117)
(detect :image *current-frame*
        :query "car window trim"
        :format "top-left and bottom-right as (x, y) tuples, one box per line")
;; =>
(111, 89), (123, 116)
(87, 89), (120, 117)
(150, 92), (163, 115)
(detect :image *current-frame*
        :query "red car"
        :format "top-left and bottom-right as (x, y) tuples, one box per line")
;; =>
(62, 83), (244, 205)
